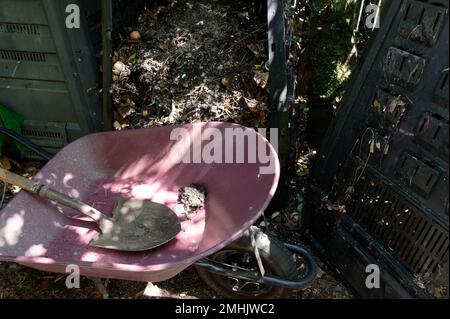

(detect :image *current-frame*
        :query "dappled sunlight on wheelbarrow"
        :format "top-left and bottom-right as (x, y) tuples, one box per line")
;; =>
(0, 122), (279, 282)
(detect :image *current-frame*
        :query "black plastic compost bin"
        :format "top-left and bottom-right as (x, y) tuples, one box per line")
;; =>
(305, 0), (449, 298)
(0, 0), (145, 158)
(0, 0), (103, 157)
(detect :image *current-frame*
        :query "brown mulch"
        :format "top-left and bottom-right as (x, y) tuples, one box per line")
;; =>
(111, 0), (269, 130)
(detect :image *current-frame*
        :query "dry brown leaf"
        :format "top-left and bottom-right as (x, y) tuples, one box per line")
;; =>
(376, 142), (381, 150)
(247, 43), (262, 56)
(372, 99), (381, 109)
(113, 121), (122, 130)
(0, 156), (11, 170)
(253, 71), (269, 88)
(220, 77), (230, 87)
(384, 143), (390, 155)
(345, 186), (354, 196)
(370, 139), (375, 154)
(113, 61), (127, 75)
(327, 203), (347, 213)
(244, 97), (258, 110)
(117, 104), (135, 118)
(271, 211), (280, 220)
(387, 96), (406, 113)
(433, 286), (446, 298)
(238, 11), (249, 20)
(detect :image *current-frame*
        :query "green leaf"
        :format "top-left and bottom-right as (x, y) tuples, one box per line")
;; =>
(128, 53), (137, 61)
(0, 104), (24, 153)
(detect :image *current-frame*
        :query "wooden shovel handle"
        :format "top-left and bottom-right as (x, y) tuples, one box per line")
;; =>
(0, 167), (38, 193)
(0, 167), (109, 223)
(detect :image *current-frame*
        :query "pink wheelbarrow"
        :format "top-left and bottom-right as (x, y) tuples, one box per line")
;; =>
(0, 122), (315, 298)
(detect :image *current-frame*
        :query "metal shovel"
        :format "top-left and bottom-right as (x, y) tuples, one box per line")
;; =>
(0, 168), (182, 252)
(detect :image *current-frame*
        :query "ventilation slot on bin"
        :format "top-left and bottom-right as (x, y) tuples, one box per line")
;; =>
(383, 47), (426, 90)
(395, 153), (441, 198)
(433, 69), (449, 108)
(416, 113), (449, 161)
(348, 174), (449, 278)
(398, 0), (447, 47)
(0, 50), (46, 63)
(0, 23), (40, 35)
(22, 129), (62, 140)
(21, 120), (67, 158)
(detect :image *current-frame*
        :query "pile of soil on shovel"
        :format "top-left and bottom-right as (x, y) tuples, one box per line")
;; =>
(111, 0), (269, 130)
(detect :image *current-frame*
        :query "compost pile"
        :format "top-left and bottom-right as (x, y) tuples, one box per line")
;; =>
(111, 0), (269, 130)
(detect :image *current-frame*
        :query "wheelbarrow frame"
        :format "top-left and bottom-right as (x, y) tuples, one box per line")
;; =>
(194, 242), (316, 290)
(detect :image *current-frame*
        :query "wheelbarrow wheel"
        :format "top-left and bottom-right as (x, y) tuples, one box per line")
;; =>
(196, 226), (297, 299)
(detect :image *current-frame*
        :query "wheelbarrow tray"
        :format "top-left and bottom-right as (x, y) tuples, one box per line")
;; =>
(0, 122), (279, 282)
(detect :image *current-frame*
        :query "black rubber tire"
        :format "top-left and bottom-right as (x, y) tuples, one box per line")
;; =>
(196, 227), (298, 299)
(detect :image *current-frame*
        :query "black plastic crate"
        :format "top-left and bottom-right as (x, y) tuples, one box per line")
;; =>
(0, 0), (103, 155)
(0, 0), (147, 157)
(306, 0), (449, 298)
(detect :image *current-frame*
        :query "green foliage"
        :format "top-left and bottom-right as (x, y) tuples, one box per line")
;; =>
(307, 0), (358, 99)
(0, 104), (24, 154)
(128, 53), (137, 61)
(311, 0), (357, 16)
(309, 27), (353, 99)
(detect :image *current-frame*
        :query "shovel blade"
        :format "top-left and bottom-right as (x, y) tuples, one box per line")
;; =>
(89, 200), (181, 251)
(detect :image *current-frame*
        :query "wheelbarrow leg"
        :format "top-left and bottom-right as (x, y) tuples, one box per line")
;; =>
(88, 277), (110, 299)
